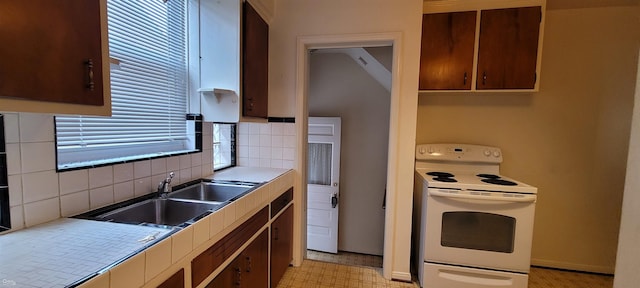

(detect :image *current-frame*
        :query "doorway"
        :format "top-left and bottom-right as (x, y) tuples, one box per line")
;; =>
(294, 32), (408, 281)
(304, 46), (392, 266)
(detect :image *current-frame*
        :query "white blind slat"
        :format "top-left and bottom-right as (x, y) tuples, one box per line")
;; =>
(56, 0), (190, 168)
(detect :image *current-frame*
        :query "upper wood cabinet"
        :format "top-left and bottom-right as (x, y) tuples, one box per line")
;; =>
(0, 0), (111, 115)
(476, 7), (541, 90)
(242, 1), (269, 118)
(419, 11), (477, 90)
(420, 0), (546, 92)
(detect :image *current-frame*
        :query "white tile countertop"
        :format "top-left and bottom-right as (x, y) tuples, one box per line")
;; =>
(0, 218), (172, 288)
(205, 167), (291, 183)
(0, 167), (293, 288)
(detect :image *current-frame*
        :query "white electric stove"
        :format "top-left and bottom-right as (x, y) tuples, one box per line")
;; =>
(413, 143), (537, 288)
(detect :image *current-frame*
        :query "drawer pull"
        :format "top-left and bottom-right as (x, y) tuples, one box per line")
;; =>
(85, 59), (95, 91)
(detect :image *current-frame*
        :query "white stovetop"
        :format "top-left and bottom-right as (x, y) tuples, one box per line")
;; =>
(415, 168), (538, 194)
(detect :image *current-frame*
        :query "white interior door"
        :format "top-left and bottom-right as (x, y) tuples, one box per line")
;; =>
(307, 117), (341, 253)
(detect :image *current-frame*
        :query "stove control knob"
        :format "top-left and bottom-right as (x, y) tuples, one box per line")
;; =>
(483, 150), (491, 157)
(427, 147), (435, 154)
(418, 147), (427, 155)
(493, 150), (501, 157)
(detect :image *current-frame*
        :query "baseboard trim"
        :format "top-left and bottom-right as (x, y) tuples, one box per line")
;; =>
(531, 258), (615, 274)
(391, 271), (413, 282)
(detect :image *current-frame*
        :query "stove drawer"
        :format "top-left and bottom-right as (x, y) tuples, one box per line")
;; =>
(423, 262), (528, 288)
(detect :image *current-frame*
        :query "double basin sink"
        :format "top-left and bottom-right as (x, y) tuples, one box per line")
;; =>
(77, 180), (259, 228)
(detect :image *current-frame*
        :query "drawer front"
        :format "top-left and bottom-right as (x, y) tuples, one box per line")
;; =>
(192, 206), (269, 287)
(271, 187), (293, 218)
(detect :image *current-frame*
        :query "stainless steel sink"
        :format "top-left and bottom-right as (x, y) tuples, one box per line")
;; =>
(78, 180), (259, 228)
(168, 182), (255, 203)
(94, 198), (219, 227)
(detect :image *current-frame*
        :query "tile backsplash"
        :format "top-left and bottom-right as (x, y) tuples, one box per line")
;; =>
(2, 113), (214, 232)
(237, 122), (296, 169)
(0, 114), (295, 233)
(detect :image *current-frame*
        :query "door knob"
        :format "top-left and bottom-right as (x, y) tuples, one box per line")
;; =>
(331, 193), (338, 208)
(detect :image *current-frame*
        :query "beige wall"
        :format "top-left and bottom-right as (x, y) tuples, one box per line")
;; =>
(308, 51), (391, 256)
(416, 5), (639, 273)
(271, 0), (423, 279)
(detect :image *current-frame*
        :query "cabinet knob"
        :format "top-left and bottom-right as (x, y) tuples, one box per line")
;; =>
(463, 72), (468, 85)
(482, 71), (487, 85)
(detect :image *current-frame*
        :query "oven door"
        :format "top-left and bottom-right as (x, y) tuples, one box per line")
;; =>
(424, 188), (536, 272)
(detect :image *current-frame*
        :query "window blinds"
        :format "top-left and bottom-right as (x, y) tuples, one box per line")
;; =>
(56, 0), (190, 169)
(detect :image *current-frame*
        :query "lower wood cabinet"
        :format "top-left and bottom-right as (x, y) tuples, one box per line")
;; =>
(270, 205), (293, 288)
(192, 206), (269, 287)
(157, 269), (184, 288)
(207, 229), (269, 288)
(191, 187), (294, 288)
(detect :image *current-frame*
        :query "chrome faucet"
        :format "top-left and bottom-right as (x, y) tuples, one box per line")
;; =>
(158, 172), (175, 198)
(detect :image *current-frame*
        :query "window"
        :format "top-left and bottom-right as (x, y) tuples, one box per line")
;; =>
(55, 0), (193, 170)
(0, 114), (10, 232)
(213, 123), (236, 170)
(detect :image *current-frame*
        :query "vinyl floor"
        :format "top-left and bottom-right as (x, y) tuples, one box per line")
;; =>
(275, 250), (614, 288)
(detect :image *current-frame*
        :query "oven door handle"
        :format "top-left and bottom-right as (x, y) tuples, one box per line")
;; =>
(429, 190), (537, 203)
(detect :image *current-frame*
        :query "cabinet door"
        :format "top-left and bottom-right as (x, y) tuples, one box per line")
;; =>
(242, 1), (269, 118)
(157, 269), (184, 288)
(193, 207), (269, 287)
(270, 205), (293, 288)
(207, 258), (242, 288)
(419, 11), (477, 90)
(0, 0), (104, 105)
(476, 6), (541, 90)
(241, 229), (269, 288)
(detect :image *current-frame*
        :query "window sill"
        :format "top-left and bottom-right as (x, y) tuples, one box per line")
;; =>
(57, 149), (200, 172)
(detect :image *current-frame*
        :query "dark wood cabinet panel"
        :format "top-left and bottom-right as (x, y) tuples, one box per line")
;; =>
(206, 257), (242, 288)
(419, 11), (477, 90)
(242, 1), (269, 118)
(192, 206), (269, 288)
(271, 187), (293, 218)
(157, 269), (184, 288)
(0, 0), (104, 105)
(270, 205), (293, 288)
(240, 229), (269, 288)
(207, 229), (269, 288)
(476, 6), (542, 90)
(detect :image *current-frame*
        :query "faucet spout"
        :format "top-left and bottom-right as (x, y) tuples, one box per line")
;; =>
(158, 172), (175, 198)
